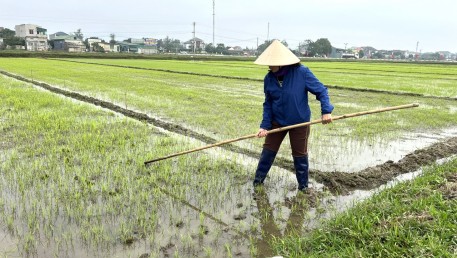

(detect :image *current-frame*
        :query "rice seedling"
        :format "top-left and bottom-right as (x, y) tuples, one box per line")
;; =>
(53, 58), (457, 97)
(1, 58), (456, 175)
(1, 57), (456, 257)
(0, 76), (260, 256)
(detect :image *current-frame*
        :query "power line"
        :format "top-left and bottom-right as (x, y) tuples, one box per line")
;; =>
(213, 0), (215, 47)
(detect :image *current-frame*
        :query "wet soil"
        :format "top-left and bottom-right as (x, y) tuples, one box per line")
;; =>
(440, 173), (457, 200)
(313, 136), (457, 194)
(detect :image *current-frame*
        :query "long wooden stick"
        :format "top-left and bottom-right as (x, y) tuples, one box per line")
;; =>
(144, 103), (419, 165)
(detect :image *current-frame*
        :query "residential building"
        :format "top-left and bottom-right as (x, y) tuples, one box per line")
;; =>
(49, 31), (69, 40)
(87, 37), (102, 52)
(49, 32), (85, 52)
(227, 46), (243, 55)
(144, 38), (157, 46)
(138, 45), (158, 54)
(15, 24), (48, 51)
(183, 37), (205, 52)
(118, 41), (158, 54)
(125, 38), (145, 44)
(99, 42), (120, 53)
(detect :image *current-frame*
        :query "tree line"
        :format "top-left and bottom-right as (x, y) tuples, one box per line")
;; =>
(1, 27), (334, 56)
(0, 28), (25, 50)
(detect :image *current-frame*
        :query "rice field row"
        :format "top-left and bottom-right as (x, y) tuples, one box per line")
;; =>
(1, 58), (456, 173)
(54, 58), (457, 97)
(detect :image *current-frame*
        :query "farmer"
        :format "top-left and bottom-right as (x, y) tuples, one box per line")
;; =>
(253, 39), (334, 191)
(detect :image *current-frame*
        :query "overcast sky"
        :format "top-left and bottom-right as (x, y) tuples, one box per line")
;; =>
(2, 0), (456, 53)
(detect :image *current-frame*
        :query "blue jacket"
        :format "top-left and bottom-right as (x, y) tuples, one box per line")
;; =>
(260, 64), (334, 129)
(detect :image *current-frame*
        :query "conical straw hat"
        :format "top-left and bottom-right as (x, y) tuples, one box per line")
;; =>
(254, 39), (300, 66)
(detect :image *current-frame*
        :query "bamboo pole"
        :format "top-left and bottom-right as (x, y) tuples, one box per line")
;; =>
(144, 103), (419, 165)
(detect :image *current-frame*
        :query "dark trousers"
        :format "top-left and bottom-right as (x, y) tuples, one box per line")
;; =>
(263, 122), (310, 157)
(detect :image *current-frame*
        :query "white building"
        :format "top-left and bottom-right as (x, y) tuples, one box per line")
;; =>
(15, 24), (48, 51)
(87, 38), (102, 52)
(183, 37), (205, 52)
(98, 42), (120, 53)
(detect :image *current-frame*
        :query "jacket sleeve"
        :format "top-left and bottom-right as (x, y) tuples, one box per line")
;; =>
(260, 79), (273, 129)
(304, 67), (334, 115)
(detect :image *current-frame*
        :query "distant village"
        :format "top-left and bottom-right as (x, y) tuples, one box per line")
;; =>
(1, 24), (456, 61)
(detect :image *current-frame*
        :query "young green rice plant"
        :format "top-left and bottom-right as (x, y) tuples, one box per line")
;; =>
(2, 58), (456, 141)
(54, 58), (457, 97)
(203, 246), (213, 257)
(225, 243), (233, 258)
(1, 58), (456, 175)
(2, 58), (457, 256)
(0, 76), (270, 256)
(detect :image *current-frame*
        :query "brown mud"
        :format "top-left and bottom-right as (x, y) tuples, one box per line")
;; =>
(313, 137), (457, 194)
(2, 69), (457, 196)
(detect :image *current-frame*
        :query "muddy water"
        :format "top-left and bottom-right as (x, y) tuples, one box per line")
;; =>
(311, 127), (457, 173)
(0, 231), (18, 257)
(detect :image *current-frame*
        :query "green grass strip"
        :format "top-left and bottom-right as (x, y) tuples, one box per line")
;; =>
(272, 158), (457, 257)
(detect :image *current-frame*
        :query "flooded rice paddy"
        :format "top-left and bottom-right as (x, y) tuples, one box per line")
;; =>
(1, 59), (457, 258)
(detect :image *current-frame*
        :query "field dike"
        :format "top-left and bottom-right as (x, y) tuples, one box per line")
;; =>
(2, 69), (457, 195)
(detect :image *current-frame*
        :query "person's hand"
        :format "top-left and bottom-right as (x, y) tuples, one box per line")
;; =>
(256, 128), (268, 138)
(322, 114), (332, 124)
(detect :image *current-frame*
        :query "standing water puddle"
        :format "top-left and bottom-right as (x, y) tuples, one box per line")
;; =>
(310, 127), (457, 172)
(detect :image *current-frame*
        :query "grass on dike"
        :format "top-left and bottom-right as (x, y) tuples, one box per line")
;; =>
(272, 157), (457, 257)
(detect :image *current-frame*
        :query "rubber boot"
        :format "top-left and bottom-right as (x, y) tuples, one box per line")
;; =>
(253, 148), (277, 187)
(293, 155), (309, 191)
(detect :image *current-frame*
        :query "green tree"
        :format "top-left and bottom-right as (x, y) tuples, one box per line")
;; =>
(372, 51), (384, 59)
(313, 38), (332, 57)
(257, 39), (289, 55)
(83, 38), (90, 50)
(216, 43), (226, 54)
(92, 43), (105, 53)
(161, 36), (181, 53)
(0, 28), (25, 50)
(0, 28), (15, 38)
(162, 36), (172, 53)
(109, 34), (116, 44)
(170, 39), (182, 53)
(358, 49), (365, 58)
(74, 29), (83, 41)
(300, 39), (315, 57)
(3, 37), (25, 48)
(205, 43), (216, 54)
(256, 40), (273, 55)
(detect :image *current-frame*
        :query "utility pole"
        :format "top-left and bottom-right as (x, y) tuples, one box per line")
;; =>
(415, 41), (419, 61)
(344, 43), (348, 52)
(213, 0), (215, 47)
(192, 22), (196, 53)
(267, 22), (270, 41)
